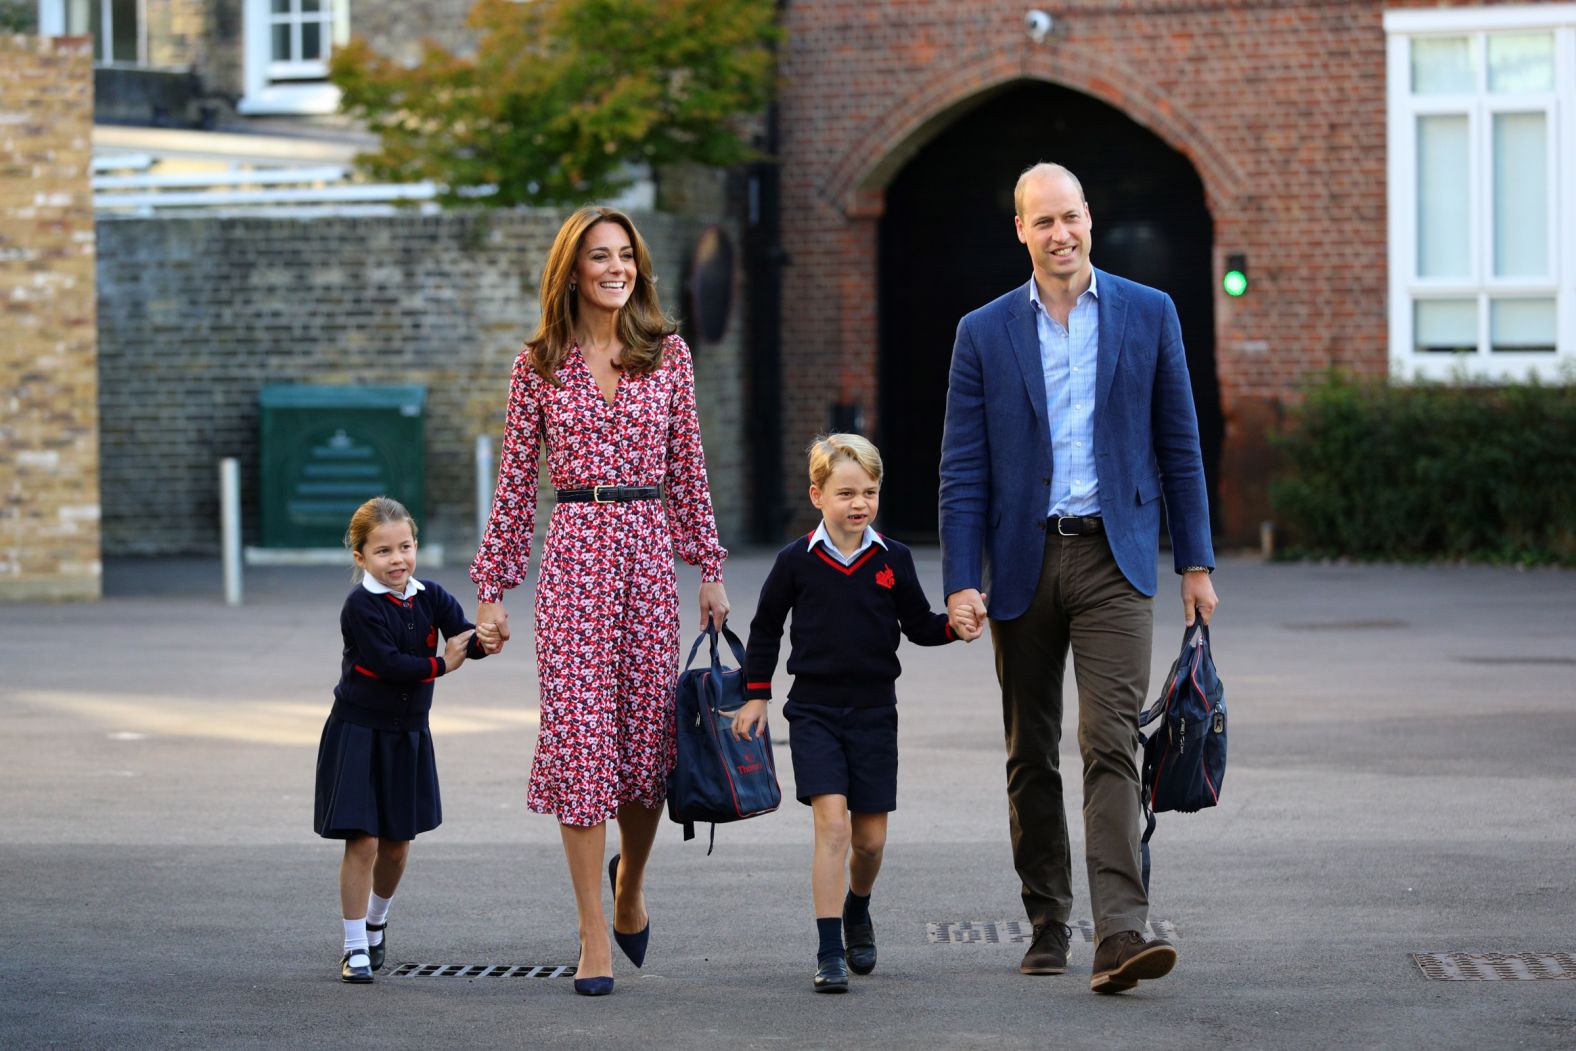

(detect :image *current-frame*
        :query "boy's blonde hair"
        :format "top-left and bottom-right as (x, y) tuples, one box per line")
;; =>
(345, 496), (418, 580)
(807, 433), (884, 490)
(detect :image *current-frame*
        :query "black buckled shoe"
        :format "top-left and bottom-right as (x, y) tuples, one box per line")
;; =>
(340, 948), (373, 984)
(365, 922), (386, 972)
(843, 901), (876, 976)
(813, 954), (850, 993)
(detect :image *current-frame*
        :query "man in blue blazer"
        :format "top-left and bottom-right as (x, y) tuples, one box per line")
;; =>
(939, 163), (1218, 994)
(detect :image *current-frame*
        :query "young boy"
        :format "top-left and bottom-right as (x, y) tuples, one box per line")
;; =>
(733, 434), (967, 993)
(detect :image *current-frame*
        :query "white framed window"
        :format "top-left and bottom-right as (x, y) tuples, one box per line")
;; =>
(238, 0), (350, 116)
(38, 0), (146, 65)
(1385, 5), (1576, 380)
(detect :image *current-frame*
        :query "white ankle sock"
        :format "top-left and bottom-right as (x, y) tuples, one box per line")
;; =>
(343, 917), (368, 954)
(366, 893), (393, 944)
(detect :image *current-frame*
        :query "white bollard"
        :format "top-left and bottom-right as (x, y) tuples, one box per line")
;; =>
(475, 434), (494, 545)
(220, 458), (242, 607)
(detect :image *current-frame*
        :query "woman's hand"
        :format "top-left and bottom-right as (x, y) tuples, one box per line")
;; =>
(698, 581), (730, 632)
(730, 698), (768, 741)
(476, 600), (510, 653)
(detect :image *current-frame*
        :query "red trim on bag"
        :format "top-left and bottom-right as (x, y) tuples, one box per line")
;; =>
(1190, 646), (1219, 804)
(354, 664), (381, 679)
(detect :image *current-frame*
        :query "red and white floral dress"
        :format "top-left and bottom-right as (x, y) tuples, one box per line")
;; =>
(471, 334), (727, 827)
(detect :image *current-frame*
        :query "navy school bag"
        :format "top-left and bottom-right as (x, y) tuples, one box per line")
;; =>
(1138, 622), (1227, 890)
(667, 623), (781, 853)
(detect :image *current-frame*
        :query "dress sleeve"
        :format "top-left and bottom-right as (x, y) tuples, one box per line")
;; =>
(470, 349), (543, 603)
(662, 335), (728, 581)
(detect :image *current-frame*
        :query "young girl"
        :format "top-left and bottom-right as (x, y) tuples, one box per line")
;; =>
(314, 496), (486, 983)
(737, 435), (963, 993)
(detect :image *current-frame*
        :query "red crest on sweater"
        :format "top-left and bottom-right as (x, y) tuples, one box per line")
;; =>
(875, 565), (895, 589)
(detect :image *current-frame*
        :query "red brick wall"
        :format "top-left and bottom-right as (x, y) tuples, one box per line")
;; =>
(775, 0), (1527, 544)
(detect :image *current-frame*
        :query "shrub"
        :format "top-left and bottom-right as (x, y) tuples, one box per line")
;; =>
(1270, 371), (1576, 565)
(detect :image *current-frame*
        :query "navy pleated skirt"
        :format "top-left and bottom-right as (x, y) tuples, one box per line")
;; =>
(313, 714), (442, 841)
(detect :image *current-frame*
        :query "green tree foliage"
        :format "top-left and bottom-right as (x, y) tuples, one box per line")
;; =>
(330, 0), (780, 206)
(1270, 371), (1576, 565)
(0, 1), (38, 32)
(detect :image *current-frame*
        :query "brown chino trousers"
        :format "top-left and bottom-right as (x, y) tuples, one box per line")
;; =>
(990, 529), (1153, 941)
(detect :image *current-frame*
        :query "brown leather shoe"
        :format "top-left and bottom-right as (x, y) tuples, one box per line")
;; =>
(1019, 922), (1071, 975)
(1090, 931), (1177, 994)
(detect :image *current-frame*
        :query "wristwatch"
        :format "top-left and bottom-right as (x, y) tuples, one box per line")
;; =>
(1180, 566), (1212, 574)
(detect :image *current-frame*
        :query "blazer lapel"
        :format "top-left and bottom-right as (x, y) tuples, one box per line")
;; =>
(1094, 268), (1127, 414)
(1005, 281), (1052, 455)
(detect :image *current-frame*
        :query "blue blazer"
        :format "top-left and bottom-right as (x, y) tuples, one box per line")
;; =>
(939, 270), (1214, 621)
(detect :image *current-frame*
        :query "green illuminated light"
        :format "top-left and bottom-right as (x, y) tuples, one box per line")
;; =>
(1223, 270), (1248, 297)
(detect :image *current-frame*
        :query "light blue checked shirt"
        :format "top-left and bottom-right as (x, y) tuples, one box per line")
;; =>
(1030, 270), (1101, 518)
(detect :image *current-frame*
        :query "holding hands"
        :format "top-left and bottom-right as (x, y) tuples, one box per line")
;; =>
(947, 589), (989, 642)
(475, 601), (510, 654)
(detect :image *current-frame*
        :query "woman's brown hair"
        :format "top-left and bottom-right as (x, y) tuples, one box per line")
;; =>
(527, 206), (678, 384)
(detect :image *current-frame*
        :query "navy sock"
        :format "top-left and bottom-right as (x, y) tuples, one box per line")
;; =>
(816, 917), (844, 963)
(845, 890), (871, 926)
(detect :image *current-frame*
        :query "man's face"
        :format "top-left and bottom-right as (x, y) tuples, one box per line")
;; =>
(1014, 172), (1092, 285)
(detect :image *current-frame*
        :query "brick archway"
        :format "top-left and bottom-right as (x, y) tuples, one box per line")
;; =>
(822, 55), (1248, 222)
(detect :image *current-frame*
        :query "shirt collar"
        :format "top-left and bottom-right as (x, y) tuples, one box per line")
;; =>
(808, 521), (887, 555)
(361, 575), (426, 600)
(1029, 268), (1099, 312)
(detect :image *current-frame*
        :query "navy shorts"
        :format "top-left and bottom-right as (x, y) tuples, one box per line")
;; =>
(782, 700), (898, 813)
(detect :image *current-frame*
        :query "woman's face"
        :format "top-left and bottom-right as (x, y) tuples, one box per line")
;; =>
(574, 221), (637, 315)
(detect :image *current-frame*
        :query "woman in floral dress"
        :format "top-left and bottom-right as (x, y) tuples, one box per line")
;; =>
(470, 207), (730, 995)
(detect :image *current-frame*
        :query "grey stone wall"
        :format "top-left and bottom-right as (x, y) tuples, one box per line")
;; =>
(94, 208), (749, 562)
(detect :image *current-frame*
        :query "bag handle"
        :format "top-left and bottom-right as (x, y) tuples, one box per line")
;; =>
(682, 622), (746, 675)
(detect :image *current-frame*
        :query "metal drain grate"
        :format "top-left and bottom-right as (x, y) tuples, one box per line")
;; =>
(927, 920), (1177, 945)
(1412, 953), (1576, 981)
(390, 963), (576, 978)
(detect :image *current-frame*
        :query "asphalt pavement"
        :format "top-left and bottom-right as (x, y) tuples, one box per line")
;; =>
(2, 549), (1574, 1050)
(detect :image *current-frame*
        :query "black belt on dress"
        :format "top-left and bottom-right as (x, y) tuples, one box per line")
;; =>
(556, 485), (663, 504)
(1049, 514), (1104, 536)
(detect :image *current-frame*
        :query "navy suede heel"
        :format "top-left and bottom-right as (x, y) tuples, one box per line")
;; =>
(607, 853), (650, 968)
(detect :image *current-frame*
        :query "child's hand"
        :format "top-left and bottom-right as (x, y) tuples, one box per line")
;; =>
(475, 621), (503, 654)
(730, 699), (768, 741)
(444, 629), (476, 671)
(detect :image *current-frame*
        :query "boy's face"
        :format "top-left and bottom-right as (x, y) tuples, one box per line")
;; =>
(810, 460), (881, 540)
(354, 520), (418, 592)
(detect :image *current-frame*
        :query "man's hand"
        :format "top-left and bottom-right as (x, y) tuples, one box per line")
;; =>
(1181, 571), (1218, 626)
(476, 600), (510, 654)
(947, 588), (989, 642)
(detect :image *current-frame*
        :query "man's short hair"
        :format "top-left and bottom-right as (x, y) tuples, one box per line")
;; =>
(1014, 162), (1086, 216)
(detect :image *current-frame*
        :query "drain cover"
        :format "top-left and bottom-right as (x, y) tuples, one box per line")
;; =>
(927, 920), (1177, 945)
(390, 963), (576, 978)
(1412, 953), (1576, 980)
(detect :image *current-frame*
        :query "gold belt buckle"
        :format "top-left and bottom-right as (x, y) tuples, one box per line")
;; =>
(593, 485), (612, 504)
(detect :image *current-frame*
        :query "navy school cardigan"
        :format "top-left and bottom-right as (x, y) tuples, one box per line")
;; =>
(330, 580), (487, 732)
(743, 534), (956, 709)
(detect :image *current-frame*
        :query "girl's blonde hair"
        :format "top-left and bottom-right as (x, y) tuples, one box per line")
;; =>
(526, 206), (678, 385)
(345, 496), (418, 580)
(807, 433), (884, 489)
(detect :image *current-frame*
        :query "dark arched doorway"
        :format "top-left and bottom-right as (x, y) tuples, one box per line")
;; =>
(877, 80), (1221, 538)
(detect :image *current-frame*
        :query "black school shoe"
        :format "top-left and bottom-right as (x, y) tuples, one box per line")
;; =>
(366, 922), (386, 971)
(843, 899), (877, 975)
(340, 948), (373, 984)
(813, 954), (850, 993)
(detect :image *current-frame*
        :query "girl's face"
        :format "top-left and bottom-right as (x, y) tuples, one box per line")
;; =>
(573, 221), (637, 316)
(354, 519), (417, 591)
(809, 460), (881, 541)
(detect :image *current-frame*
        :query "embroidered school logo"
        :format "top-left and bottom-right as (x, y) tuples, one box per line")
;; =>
(875, 566), (895, 589)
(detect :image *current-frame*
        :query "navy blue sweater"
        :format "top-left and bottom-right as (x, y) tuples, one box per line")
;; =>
(330, 580), (487, 732)
(744, 534), (956, 708)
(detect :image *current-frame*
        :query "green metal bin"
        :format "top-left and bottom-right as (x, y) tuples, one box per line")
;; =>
(258, 385), (426, 549)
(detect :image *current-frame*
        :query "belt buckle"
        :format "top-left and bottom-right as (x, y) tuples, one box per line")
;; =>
(1056, 516), (1079, 536)
(593, 485), (612, 504)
